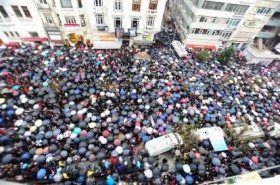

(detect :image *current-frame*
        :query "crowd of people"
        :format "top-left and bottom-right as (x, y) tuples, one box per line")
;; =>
(0, 43), (279, 185)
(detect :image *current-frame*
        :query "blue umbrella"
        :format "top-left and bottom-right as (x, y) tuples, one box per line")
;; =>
(106, 176), (115, 185)
(21, 152), (31, 162)
(43, 81), (48, 87)
(12, 85), (20, 90)
(185, 175), (194, 184)
(37, 169), (47, 180)
(7, 109), (15, 116)
(77, 175), (86, 184)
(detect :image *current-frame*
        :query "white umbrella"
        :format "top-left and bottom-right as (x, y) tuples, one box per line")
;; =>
(15, 108), (24, 115)
(35, 119), (43, 127)
(144, 169), (153, 178)
(183, 164), (191, 173)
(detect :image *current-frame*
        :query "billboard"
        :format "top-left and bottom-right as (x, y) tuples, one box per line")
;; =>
(115, 28), (124, 38)
(128, 28), (137, 37)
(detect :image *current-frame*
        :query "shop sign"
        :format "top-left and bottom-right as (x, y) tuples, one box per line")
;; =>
(99, 36), (117, 41)
(98, 26), (108, 31)
(21, 37), (48, 42)
(64, 24), (80, 27)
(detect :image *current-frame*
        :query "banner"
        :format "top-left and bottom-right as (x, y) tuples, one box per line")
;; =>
(128, 28), (137, 37)
(115, 28), (124, 38)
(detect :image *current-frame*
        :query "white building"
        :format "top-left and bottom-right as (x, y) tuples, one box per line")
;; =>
(230, 0), (280, 50)
(86, 0), (167, 48)
(34, 0), (167, 48)
(170, 0), (257, 50)
(0, 0), (49, 45)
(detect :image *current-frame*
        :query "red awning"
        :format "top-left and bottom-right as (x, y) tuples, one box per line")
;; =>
(7, 42), (18, 46)
(186, 44), (217, 50)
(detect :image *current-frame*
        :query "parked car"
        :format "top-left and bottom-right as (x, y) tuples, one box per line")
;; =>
(145, 133), (183, 156)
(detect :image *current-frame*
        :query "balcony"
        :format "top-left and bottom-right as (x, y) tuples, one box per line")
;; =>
(144, 26), (154, 33)
(93, 6), (105, 12)
(266, 18), (280, 27)
(147, 9), (157, 15)
(37, 3), (50, 10)
(257, 31), (276, 38)
(0, 18), (15, 25)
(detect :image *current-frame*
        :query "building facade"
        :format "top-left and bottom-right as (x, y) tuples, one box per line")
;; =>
(230, 0), (280, 50)
(0, 0), (49, 45)
(34, 0), (167, 48)
(170, 0), (257, 50)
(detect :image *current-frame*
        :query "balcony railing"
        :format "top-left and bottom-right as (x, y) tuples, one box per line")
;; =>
(93, 6), (105, 12)
(147, 9), (157, 15)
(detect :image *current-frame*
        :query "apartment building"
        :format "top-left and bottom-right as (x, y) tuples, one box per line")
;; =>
(86, 0), (167, 48)
(34, 0), (167, 48)
(170, 0), (257, 50)
(242, 1), (280, 65)
(0, 0), (48, 45)
(231, 0), (280, 50)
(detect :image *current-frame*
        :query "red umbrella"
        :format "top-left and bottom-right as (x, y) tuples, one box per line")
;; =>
(251, 156), (258, 163)
(1, 71), (10, 76)
(114, 139), (121, 146)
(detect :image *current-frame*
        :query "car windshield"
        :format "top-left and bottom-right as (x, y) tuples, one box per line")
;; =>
(174, 133), (181, 144)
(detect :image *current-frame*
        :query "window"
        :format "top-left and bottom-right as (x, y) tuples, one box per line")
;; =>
(65, 16), (76, 24)
(256, 7), (273, 15)
(247, 21), (256, 27)
(94, 0), (103, 7)
(199, 16), (208, 22)
(202, 1), (224, 10)
(220, 18), (228, 25)
(149, 0), (158, 10)
(225, 4), (249, 15)
(40, 0), (47, 4)
(4, 31), (9, 37)
(131, 17), (140, 28)
(80, 14), (86, 27)
(222, 31), (232, 38)
(201, 29), (209, 35)
(12, 6), (23, 17)
(15, 31), (20, 37)
(0, 6), (9, 18)
(199, 16), (216, 23)
(77, 0), (83, 8)
(96, 14), (104, 25)
(132, 0), (141, 11)
(227, 19), (240, 27)
(21, 6), (32, 18)
(57, 14), (62, 23)
(147, 16), (155, 27)
(114, 17), (122, 27)
(114, 0), (122, 11)
(9, 31), (15, 37)
(45, 15), (54, 23)
(212, 30), (222, 36)
(29, 32), (39, 38)
(60, 0), (72, 8)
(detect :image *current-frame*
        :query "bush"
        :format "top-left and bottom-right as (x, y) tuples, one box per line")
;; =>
(218, 47), (235, 65)
(197, 50), (210, 62)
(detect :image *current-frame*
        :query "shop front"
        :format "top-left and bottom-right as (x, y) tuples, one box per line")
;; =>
(185, 43), (217, 51)
(46, 28), (63, 46)
(92, 35), (122, 49)
(21, 37), (48, 44)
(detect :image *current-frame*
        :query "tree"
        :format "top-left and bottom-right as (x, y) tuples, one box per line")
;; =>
(197, 50), (210, 62)
(218, 47), (235, 65)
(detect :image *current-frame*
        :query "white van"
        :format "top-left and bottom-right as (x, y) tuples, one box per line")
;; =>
(171, 40), (188, 58)
(145, 133), (183, 156)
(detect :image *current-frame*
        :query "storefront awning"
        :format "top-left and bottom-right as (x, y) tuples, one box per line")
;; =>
(93, 41), (122, 49)
(186, 44), (217, 50)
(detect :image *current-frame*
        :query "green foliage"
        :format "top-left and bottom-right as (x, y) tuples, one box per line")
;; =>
(174, 123), (201, 161)
(218, 47), (235, 65)
(197, 50), (210, 61)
